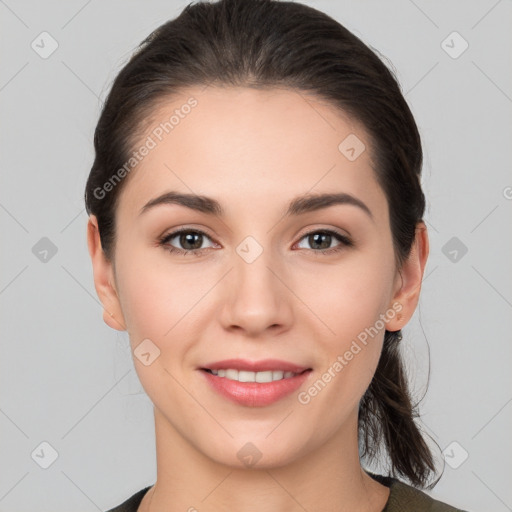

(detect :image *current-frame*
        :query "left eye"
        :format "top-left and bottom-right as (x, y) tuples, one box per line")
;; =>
(295, 230), (352, 253)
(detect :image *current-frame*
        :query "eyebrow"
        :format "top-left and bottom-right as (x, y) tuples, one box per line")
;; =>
(138, 190), (373, 220)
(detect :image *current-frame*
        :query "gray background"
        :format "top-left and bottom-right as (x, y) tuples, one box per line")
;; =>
(1, 1), (511, 511)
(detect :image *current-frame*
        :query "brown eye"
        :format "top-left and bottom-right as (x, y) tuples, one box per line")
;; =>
(158, 229), (216, 256)
(175, 232), (204, 250)
(296, 230), (353, 254)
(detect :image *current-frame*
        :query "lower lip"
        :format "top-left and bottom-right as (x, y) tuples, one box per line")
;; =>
(199, 369), (312, 407)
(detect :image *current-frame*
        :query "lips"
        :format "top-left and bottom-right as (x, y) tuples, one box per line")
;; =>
(198, 358), (313, 407)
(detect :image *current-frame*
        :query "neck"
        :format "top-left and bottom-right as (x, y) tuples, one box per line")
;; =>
(139, 406), (389, 512)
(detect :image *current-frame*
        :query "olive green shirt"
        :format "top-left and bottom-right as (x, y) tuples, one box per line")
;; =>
(105, 473), (468, 511)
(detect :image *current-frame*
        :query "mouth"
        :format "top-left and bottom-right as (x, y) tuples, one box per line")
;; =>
(198, 359), (313, 407)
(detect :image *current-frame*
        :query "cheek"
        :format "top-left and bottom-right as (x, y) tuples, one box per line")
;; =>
(114, 250), (214, 403)
(116, 268), (169, 339)
(294, 251), (394, 408)
(115, 247), (218, 353)
(300, 253), (394, 342)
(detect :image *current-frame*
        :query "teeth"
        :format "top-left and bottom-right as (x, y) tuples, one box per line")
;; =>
(208, 369), (299, 382)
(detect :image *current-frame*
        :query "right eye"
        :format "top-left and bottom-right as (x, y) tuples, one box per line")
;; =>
(158, 228), (217, 256)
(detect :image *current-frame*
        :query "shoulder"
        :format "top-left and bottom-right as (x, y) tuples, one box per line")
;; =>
(385, 479), (469, 512)
(104, 486), (152, 512)
(368, 473), (469, 512)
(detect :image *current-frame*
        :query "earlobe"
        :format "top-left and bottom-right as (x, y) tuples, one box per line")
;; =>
(87, 215), (127, 331)
(385, 222), (429, 332)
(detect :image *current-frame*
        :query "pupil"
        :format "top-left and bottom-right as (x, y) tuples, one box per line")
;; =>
(181, 233), (202, 250)
(310, 233), (331, 249)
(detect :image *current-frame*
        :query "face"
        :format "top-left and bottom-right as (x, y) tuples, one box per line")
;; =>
(88, 86), (424, 469)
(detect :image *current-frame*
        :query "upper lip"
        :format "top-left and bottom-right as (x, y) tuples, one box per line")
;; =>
(200, 358), (311, 373)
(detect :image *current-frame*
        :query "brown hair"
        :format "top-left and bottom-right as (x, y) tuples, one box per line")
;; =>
(84, 0), (438, 488)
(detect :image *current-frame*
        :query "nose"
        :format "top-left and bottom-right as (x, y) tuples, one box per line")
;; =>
(218, 245), (293, 337)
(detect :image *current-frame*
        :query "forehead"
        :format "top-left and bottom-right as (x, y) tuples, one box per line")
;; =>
(116, 85), (386, 220)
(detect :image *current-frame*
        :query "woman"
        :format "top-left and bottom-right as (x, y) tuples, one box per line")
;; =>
(85, 0), (468, 510)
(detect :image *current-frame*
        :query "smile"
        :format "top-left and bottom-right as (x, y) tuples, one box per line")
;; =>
(200, 368), (312, 407)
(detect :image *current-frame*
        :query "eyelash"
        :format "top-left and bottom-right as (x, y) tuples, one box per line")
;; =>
(157, 227), (353, 257)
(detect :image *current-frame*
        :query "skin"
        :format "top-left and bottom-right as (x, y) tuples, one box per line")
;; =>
(87, 86), (429, 512)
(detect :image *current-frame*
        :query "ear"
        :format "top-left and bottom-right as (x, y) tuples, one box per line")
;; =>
(86, 214), (127, 331)
(385, 221), (429, 331)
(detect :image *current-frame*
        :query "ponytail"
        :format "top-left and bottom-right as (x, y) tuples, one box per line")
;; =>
(359, 329), (438, 488)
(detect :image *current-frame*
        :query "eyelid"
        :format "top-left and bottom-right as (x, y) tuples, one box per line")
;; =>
(159, 225), (217, 241)
(295, 224), (351, 242)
